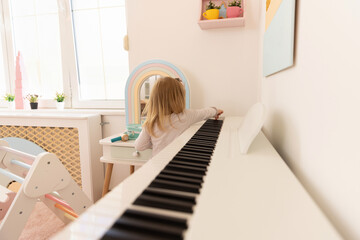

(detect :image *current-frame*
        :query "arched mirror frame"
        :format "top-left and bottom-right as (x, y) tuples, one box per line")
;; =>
(125, 60), (190, 126)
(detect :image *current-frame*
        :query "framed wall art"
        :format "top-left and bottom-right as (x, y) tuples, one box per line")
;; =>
(263, 0), (296, 76)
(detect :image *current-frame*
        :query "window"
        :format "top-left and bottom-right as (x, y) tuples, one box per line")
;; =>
(0, 34), (8, 98)
(10, 0), (63, 99)
(0, 0), (128, 108)
(71, 0), (128, 101)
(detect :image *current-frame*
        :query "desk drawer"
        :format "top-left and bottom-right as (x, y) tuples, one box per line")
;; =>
(102, 145), (152, 164)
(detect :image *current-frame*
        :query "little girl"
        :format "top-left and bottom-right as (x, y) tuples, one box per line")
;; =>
(135, 76), (223, 156)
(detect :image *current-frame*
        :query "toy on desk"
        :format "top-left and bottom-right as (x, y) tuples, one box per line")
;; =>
(110, 133), (129, 142)
(111, 135), (125, 143)
(111, 130), (140, 143)
(126, 124), (142, 135)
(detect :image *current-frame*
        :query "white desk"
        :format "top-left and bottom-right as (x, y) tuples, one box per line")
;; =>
(99, 134), (152, 196)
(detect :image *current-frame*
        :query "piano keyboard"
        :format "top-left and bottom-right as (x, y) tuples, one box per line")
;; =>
(101, 119), (223, 240)
(53, 117), (341, 240)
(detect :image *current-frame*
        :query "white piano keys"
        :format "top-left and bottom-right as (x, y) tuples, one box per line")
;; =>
(129, 205), (192, 221)
(52, 121), (205, 240)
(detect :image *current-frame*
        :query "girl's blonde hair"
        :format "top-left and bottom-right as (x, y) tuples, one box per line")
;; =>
(142, 76), (185, 137)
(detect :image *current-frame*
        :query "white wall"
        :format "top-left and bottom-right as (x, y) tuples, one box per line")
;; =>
(109, 0), (262, 192)
(126, 0), (261, 116)
(124, 1), (360, 238)
(261, 1), (360, 239)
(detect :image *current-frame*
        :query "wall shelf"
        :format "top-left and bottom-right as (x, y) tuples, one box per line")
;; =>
(198, 0), (245, 30)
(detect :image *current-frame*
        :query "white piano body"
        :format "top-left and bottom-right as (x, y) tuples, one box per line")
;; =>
(53, 116), (341, 240)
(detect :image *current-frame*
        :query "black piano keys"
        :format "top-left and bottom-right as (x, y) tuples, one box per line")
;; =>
(134, 189), (196, 213)
(102, 209), (187, 240)
(101, 119), (223, 240)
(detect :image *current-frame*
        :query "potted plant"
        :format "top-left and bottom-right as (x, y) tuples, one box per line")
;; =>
(54, 92), (66, 110)
(26, 94), (39, 109)
(227, 0), (243, 18)
(203, 1), (220, 20)
(4, 93), (15, 110)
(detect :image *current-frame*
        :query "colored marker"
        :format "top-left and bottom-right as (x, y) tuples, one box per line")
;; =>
(111, 136), (122, 143)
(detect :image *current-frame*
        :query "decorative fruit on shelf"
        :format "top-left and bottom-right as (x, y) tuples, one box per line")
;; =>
(227, 0), (243, 18)
(219, 2), (227, 19)
(203, 0), (220, 20)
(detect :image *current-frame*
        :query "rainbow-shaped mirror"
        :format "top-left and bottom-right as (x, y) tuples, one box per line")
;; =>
(125, 60), (190, 126)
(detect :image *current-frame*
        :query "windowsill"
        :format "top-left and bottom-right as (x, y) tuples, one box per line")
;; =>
(0, 108), (126, 116)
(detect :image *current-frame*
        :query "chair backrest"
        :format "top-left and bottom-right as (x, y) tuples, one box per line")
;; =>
(1, 137), (45, 156)
(238, 103), (266, 154)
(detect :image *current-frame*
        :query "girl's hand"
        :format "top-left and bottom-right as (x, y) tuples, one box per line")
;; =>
(215, 109), (224, 120)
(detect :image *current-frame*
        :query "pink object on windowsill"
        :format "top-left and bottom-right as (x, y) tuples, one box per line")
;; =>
(15, 51), (26, 109)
